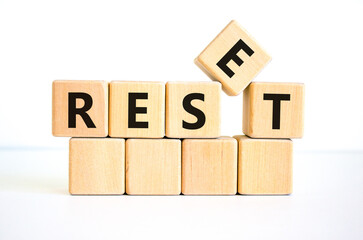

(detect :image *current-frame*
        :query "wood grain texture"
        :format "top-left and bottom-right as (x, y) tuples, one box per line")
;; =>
(243, 82), (305, 138)
(166, 81), (221, 138)
(109, 81), (165, 138)
(182, 137), (237, 195)
(126, 139), (181, 195)
(69, 138), (125, 195)
(234, 135), (293, 195)
(52, 80), (108, 137)
(195, 20), (271, 96)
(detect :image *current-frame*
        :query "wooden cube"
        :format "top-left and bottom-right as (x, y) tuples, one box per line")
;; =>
(69, 138), (125, 195)
(109, 81), (165, 138)
(52, 80), (108, 137)
(166, 82), (221, 138)
(234, 135), (292, 195)
(126, 139), (181, 195)
(182, 137), (237, 195)
(195, 20), (271, 96)
(243, 82), (305, 138)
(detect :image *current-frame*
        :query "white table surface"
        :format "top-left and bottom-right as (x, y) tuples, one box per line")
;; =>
(0, 149), (362, 240)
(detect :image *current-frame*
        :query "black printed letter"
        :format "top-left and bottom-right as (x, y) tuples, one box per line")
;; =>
(128, 92), (148, 128)
(263, 93), (291, 129)
(182, 93), (206, 130)
(217, 39), (254, 78)
(68, 92), (96, 128)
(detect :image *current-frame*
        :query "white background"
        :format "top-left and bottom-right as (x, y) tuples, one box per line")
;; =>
(1, 1), (363, 240)
(0, 0), (363, 151)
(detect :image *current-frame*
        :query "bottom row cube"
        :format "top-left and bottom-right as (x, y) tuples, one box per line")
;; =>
(126, 139), (181, 195)
(69, 136), (292, 195)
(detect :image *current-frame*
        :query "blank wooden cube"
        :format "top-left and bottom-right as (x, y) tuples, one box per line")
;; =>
(69, 138), (125, 195)
(52, 80), (108, 137)
(234, 135), (292, 195)
(126, 139), (181, 195)
(166, 82), (221, 138)
(182, 137), (237, 195)
(109, 81), (165, 138)
(195, 20), (271, 96)
(243, 82), (305, 138)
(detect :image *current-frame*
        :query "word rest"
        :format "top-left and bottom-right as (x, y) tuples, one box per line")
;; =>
(52, 80), (304, 139)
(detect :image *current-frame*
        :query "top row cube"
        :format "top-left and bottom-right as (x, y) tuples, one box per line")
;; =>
(195, 20), (271, 96)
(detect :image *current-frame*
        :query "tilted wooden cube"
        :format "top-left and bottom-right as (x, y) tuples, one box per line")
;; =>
(126, 139), (181, 195)
(69, 138), (125, 195)
(234, 135), (293, 195)
(109, 81), (165, 138)
(182, 137), (237, 195)
(166, 82), (221, 138)
(195, 20), (271, 96)
(243, 82), (305, 138)
(52, 80), (108, 137)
